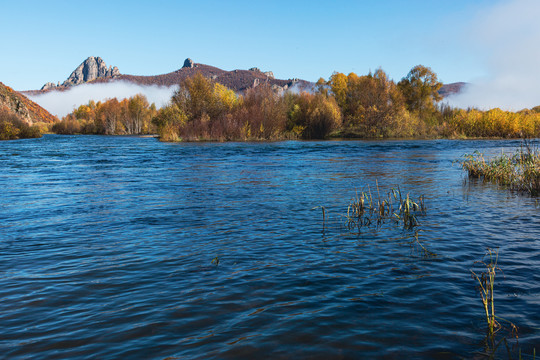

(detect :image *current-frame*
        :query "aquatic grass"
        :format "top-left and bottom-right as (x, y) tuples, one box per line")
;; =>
(344, 184), (426, 231)
(461, 142), (540, 196)
(470, 249), (523, 360)
(471, 248), (501, 337)
(413, 229), (436, 258)
(312, 205), (327, 226)
(471, 249), (519, 340)
(470, 250), (538, 360)
(312, 183), (435, 257)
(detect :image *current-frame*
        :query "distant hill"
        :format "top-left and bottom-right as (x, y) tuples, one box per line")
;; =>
(26, 57), (466, 99)
(439, 82), (467, 97)
(28, 57), (311, 95)
(0, 81), (57, 124)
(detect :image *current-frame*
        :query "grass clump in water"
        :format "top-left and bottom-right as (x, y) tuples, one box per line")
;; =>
(313, 182), (434, 257)
(471, 248), (501, 337)
(344, 183), (426, 231)
(461, 142), (540, 196)
(470, 249), (528, 359)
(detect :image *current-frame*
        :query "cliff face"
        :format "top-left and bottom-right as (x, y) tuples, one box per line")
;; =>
(0, 81), (57, 124)
(41, 57), (120, 90)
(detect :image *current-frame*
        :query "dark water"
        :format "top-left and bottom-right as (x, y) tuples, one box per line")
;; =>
(1, 135), (539, 359)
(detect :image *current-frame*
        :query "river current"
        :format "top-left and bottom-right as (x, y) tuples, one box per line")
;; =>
(1, 135), (539, 358)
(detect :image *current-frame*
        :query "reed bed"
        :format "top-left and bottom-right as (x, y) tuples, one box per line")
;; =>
(462, 142), (540, 196)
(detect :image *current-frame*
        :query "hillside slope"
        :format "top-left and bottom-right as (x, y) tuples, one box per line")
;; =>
(439, 82), (467, 97)
(0, 82), (57, 124)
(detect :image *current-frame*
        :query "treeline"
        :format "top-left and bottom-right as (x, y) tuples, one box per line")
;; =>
(53, 95), (157, 135)
(152, 66), (540, 141)
(58, 65), (540, 141)
(0, 107), (42, 140)
(152, 74), (341, 141)
(439, 106), (540, 138)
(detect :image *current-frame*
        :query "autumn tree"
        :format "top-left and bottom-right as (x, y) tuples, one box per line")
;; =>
(152, 103), (187, 141)
(315, 77), (329, 97)
(173, 73), (222, 122)
(329, 72), (349, 111)
(59, 95), (155, 135)
(235, 84), (287, 139)
(126, 94), (149, 134)
(325, 69), (406, 136)
(94, 98), (121, 135)
(287, 92), (342, 139)
(397, 65), (442, 115)
(168, 73), (240, 140)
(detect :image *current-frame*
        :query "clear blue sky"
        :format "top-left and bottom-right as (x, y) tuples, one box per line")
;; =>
(1, 0), (501, 90)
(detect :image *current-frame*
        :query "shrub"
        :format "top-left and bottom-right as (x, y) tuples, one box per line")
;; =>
(0, 107), (42, 140)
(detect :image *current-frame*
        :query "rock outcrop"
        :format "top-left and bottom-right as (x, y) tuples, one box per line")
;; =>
(249, 67), (274, 79)
(183, 58), (195, 68)
(41, 57), (120, 90)
(41, 82), (58, 91)
(62, 56), (119, 86)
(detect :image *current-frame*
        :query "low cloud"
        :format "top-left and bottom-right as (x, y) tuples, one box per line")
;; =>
(28, 81), (178, 118)
(447, 0), (540, 111)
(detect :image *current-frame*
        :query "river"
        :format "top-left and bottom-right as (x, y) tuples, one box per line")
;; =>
(1, 135), (538, 358)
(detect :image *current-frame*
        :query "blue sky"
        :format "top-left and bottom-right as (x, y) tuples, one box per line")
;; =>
(1, 0), (503, 91)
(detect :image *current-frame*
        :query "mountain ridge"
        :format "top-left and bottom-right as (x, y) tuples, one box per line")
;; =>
(31, 57), (309, 95)
(28, 57), (464, 98)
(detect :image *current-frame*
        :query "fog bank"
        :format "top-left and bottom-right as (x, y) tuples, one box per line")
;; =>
(28, 81), (178, 118)
(447, 0), (540, 111)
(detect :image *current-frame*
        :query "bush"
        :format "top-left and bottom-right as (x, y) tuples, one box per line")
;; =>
(51, 118), (82, 135)
(234, 84), (288, 140)
(0, 107), (42, 140)
(287, 92), (342, 139)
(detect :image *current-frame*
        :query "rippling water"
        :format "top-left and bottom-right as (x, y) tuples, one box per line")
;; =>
(1, 135), (539, 359)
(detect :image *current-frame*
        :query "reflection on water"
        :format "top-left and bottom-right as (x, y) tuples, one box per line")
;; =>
(0, 135), (539, 359)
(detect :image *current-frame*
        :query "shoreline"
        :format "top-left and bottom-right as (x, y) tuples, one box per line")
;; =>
(32, 133), (540, 143)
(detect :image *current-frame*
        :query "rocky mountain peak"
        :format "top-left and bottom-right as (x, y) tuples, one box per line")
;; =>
(41, 57), (120, 90)
(183, 58), (195, 68)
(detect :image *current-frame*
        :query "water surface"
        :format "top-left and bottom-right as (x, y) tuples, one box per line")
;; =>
(1, 135), (539, 358)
